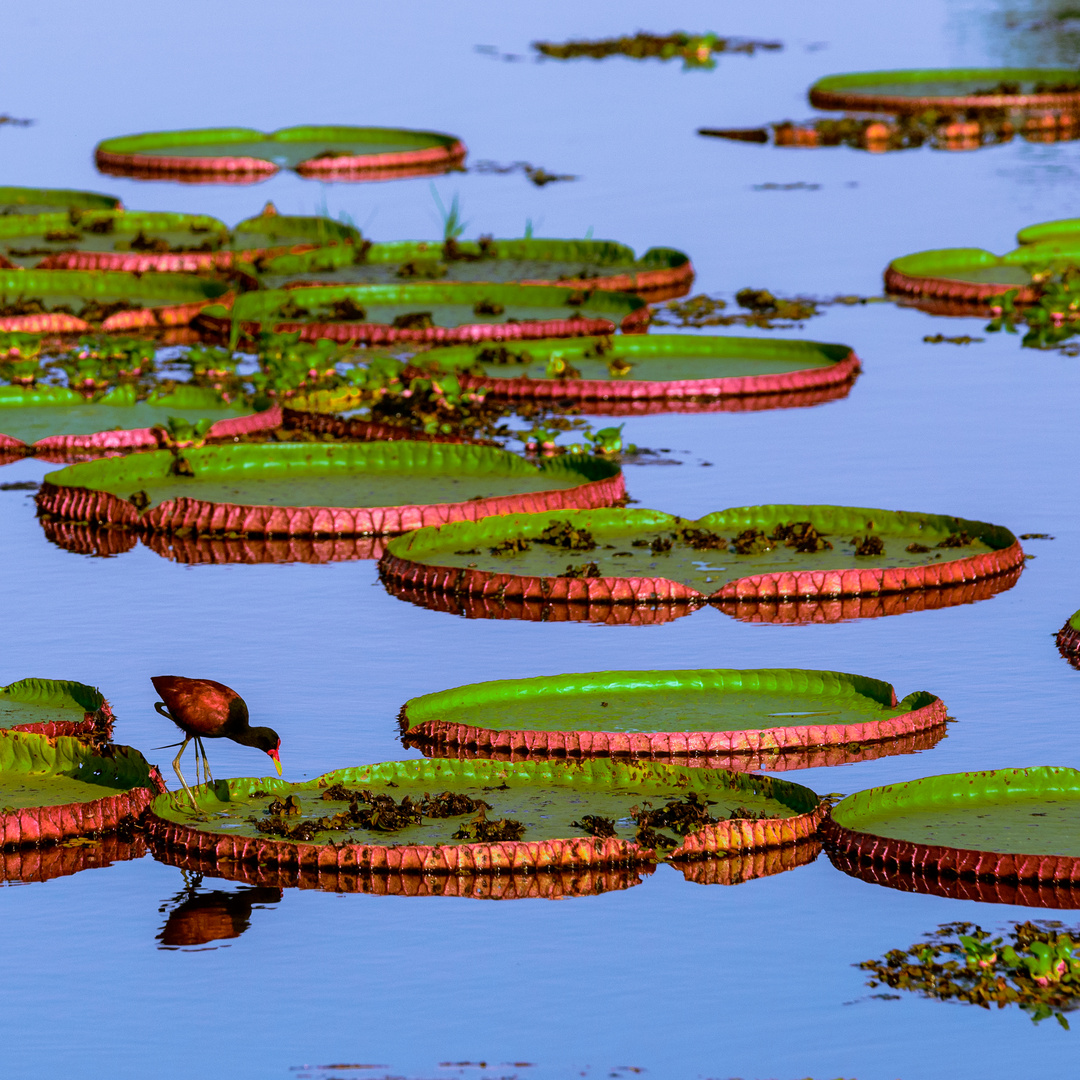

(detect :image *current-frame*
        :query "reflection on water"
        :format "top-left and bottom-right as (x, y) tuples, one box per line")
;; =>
(157, 872), (281, 950)
(0, 834), (147, 887)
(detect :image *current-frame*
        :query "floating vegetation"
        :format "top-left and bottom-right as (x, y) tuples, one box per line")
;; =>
(533, 31), (781, 71)
(860, 921), (1080, 1028)
(924, 334), (984, 344)
(655, 289), (824, 328)
(472, 160), (578, 186)
(0, 114), (33, 128)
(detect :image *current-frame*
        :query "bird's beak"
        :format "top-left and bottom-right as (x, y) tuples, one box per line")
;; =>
(268, 748), (282, 776)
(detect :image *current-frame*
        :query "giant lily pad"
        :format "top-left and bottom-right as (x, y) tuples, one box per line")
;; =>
(95, 125), (466, 182)
(378, 505), (1024, 623)
(0, 730), (164, 847)
(1018, 219), (1080, 245)
(0, 269), (232, 333)
(228, 282), (649, 343)
(145, 757), (824, 873)
(398, 668), (947, 770)
(0, 186), (121, 215)
(884, 241), (1080, 307)
(421, 334), (860, 407)
(260, 238), (693, 301)
(35, 443), (625, 537)
(809, 68), (1080, 113)
(0, 677), (114, 740)
(1057, 609), (1080, 669)
(824, 767), (1080, 885)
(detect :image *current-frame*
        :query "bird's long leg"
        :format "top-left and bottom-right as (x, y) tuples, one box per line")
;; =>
(196, 737), (215, 786)
(171, 736), (199, 811)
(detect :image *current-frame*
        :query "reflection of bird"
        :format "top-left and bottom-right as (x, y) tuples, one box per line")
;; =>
(157, 872), (282, 949)
(152, 676), (281, 807)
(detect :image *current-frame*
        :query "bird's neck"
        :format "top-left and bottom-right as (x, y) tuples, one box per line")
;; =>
(231, 725), (275, 749)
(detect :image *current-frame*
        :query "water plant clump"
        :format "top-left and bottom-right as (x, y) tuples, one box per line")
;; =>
(860, 921), (1080, 1028)
(985, 267), (1080, 352)
(655, 290), (822, 328)
(533, 31), (782, 70)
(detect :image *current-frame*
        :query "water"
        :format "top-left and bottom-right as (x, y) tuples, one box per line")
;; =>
(3, 0), (1080, 1077)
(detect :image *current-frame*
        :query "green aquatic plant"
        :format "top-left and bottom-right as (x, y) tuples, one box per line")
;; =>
(534, 31), (782, 71)
(431, 186), (467, 242)
(860, 921), (1080, 1028)
(986, 265), (1080, 350)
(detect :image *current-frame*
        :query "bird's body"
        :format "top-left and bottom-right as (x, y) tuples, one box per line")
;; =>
(152, 676), (281, 807)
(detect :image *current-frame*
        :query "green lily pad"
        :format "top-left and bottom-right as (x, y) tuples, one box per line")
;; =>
(231, 282), (646, 333)
(810, 68), (1080, 112)
(830, 767), (1080, 858)
(0, 211), (229, 269)
(0, 677), (113, 738)
(0, 729), (163, 846)
(888, 242), (1080, 289)
(0, 186), (121, 215)
(95, 125), (465, 179)
(259, 238), (691, 297)
(231, 208), (360, 258)
(1017, 218), (1080, 246)
(424, 334), (853, 385)
(145, 757), (821, 859)
(0, 268), (231, 321)
(382, 505), (1015, 598)
(399, 668), (941, 751)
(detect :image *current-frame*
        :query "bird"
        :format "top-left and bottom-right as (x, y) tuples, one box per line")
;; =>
(152, 676), (281, 808)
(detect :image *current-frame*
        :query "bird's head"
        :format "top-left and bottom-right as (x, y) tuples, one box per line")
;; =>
(248, 727), (282, 776)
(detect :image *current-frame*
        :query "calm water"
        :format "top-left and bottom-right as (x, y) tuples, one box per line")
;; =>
(3, 2), (1080, 1078)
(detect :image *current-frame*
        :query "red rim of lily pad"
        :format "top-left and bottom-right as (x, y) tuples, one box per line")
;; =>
(0, 730), (165, 848)
(148, 842), (655, 899)
(0, 677), (114, 740)
(823, 766), (1080, 885)
(95, 126), (467, 182)
(809, 68), (1080, 113)
(144, 758), (825, 874)
(422, 335), (861, 404)
(0, 833), (148, 886)
(31, 208), (360, 275)
(1056, 610), (1080, 668)
(35, 443), (625, 538)
(827, 845), (1080, 909)
(274, 238), (694, 301)
(883, 238), (1080, 308)
(0, 268), (233, 334)
(397, 668), (948, 765)
(226, 282), (650, 345)
(378, 505), (1024, 613)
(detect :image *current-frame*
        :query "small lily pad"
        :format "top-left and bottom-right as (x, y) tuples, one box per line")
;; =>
(0, 186), (121, 216)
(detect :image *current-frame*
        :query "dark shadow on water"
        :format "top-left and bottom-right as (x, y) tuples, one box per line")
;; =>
(157, 871), (282, 950)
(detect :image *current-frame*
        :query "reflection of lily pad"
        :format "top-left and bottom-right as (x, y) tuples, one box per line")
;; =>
(36, 443), (624, 537)
(0, 730), (164, 846)
(0, 833), (147, 886)
(825, 767), (1080, 884)
(95, 125), (466, 182)
(422, 334), (859, 405)
(885, 241), (1080, 306)
(399, 668), (946, 767)
(678, 841), (821, 886)
(0, 186), (121, 215)
(145, 757), (823, 873)
(261, 238), (693, 300)
(229, 282), (649, 343)
(810, 68), (1080, 113)
(379, 505), (1023, 617)
(0, 268), (232, 333)
(0, 677), (114, 740)
(1057, 609), (1080, 669)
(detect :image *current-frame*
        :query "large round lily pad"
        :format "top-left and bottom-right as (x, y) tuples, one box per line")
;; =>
(809, 68), (1080, 113)
(0, 730), (165, 847)
(422, 334), (860, 406)
(228, 282), (649, 343)
(1017, 218), (1080, 246)
(95, 125), (466, 182)
(399, 667), (947, 768)
(824, 767), (1080, 885)
(0, 186), (121, 215)
(260, 238), (693, 300)
(35, 442), (625, 537)
(145, 757), (824, 874)
(884, 241), (1080, 307)
(0, 677), (114, 740)
(0, 268), (232, 333)
(1057, 609), (1080, 669)
(378, 505), (1024, 620)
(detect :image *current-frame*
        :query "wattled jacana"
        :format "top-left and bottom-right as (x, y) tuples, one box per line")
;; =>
(152, 676), (281, 808)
